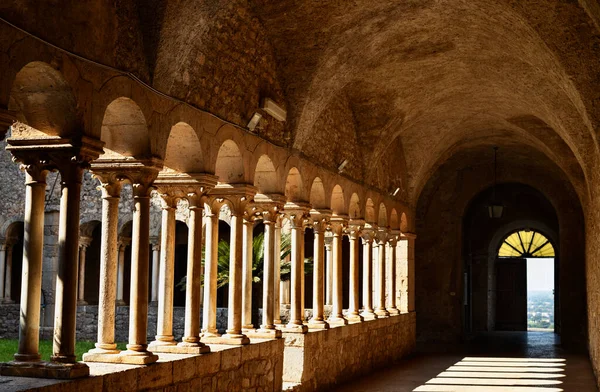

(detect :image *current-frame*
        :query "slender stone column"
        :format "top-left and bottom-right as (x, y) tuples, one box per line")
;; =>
(178, 189), (211, 353)
(201, 203), (221, 340)
(242, 218), (255, 331)
(13, 163), (49, 363)
(83, 173), (123, 361)
(116, 239), (129, 306)
(150, 194), (177, 347)
(121, 175), (158, 363)
(52, 161), (88, 365)
(360, 227), (377, 320)
(375, 229), (390, 318)
(402, 232), (417, 313)
(325, 236), (333, 306)
(3, 243), (14, 302)
(273, 215), (283, 325)
(77, 237), (92, 305)
(347, 222), (364, 323)
(386, 233), (400, 316)
(308, 211), (329, 329)
(328, 218), (348, 326)
(284, 206), (309, 333)
(150, 240), (160, 304)
(0, 243), (7, 302)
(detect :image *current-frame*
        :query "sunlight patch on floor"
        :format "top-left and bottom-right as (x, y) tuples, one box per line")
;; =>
(413, 357), (565, 392)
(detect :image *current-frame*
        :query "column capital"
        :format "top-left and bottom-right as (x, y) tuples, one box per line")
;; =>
(360, 223), (378, 243)
(388, 229), (401, 246)
(91, 171), (126, 198)
(209, 183), (257, 215)
(91, 157), (162, 198)
(329, 215), (348, 236)
(346, 219), (364, 239)
(79, 236), (92, 248)
(255, 193), (286, 224)
(154, 172), (218, 208)
(283, 201), (311, 228)
(376, 227), (390, 244)
(149, 236), (160, 247)
(310, 209), (331, 233)
(118, 237), (131, 249)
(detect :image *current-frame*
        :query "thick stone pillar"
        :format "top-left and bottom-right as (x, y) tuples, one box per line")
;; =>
(201, 202), (221, 341)
(283, 205), (309, 333)
(121, 173), (159, 364)
(150, 194), (177, 348)
(242, 218), (255, 331)
(116, 239), (129, 306)
(11, 162), (50, 364)
(273, 215), (283, 326)
(177, 190), (210, 352)
(347, 221), (364, 323)
(308, 211), (330, 329)
(325, 235), (333, 306)
(328, 218), (348, 326)
(375, 229), (390, 318)
(360, 226), (377, 320)
(150, 240), (160, 304)
(386, 232), (400, 316)
(77, 237), (92, 305)
(83, 173), (123, 362)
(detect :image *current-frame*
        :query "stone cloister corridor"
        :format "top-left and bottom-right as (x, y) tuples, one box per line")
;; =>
(0, 0), (599, 391)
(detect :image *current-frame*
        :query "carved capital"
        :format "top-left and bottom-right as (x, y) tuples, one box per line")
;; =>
(79, 237), (92, 248)
(254, 193), (286, 224)
(209, 183), (257, 216)
(19, 159), (53, 184)
(329, 215), (348, 236)
(346, 220), (364, 240)
(376, 228), (389, 245)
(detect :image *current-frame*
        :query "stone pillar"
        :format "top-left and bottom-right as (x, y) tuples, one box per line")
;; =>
(347, 222), (364, 323)
(273, 215), (283, 325)
(254, 201), (284, 338)
(201, 202), (220, 340)
(13, 162), (49, 363)
(77, 237), (92, 305)
(360, 227), (377, 320)
(83, 173), (123, 362)
(51, 159), (89, 368)
(0, 243), (7, 302)
(116, 239), (129, 306)
(325, 235), (333, 306)
(242, 218), (254, 331)
(150, 240), (160, 304)
(121, 174), (159, 363)
(328, 218), (348, 326)
(3, 242), (14, 302)
(284, 206), (309, 333)
(375, 229), (390, 318)
(401, 232), (416, 313)
(386, 232), (400, 316)
(177, 185), (213, 354)
(150, 194), (177, 348)
(308, 212), (329, 329)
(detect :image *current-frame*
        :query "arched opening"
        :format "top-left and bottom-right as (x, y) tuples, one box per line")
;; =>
(4, 221), (24, 303)
(309, 177), (327, 209)
(348, 193), (361, 219)
(331, 185), (345, 216)
(163, 122), (203, 173)
(173, 221), (189, 307)
(215, 140), (244, 184)
(80, 221), (102, 305)
(100, 97), (150, 159)
(285, 168), (304, 202)
(254, 155), (278, 194)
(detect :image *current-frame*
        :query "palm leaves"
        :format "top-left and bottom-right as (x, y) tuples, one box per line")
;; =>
(176, 231), (313, 291)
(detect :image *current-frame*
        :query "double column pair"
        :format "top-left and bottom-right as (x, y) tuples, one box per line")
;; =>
(1, 134), (103, 378)
(148, 174), (217, 354)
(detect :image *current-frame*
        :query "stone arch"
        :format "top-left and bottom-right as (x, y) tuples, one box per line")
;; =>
(378, 203), (388, 227)
(9, 61), (78, 137)
(389, 209), (399, 230)
(285, 167), (304, 202)
(365, 198), (376, 223)
(80, 220), (101, 238)
(331, 185), (345, 215)
(349, 193), (361, 219)
(215, 139), (244, 184)
(400, 212), (409, 232)
(309, 177), (328, 209)
(254, 155), (279, 194)
(163, 122), (203, 173)
(100, 97), (150, 159)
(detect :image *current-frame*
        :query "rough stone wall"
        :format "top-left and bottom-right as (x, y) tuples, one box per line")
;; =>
(283, 312), (416, 391)
(11, 339), (284, 392)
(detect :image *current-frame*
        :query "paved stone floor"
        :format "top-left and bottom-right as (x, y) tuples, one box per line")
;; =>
(333, 332), (598, 392)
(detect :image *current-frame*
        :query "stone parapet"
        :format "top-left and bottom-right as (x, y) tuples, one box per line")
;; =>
(282, 311), (416, 391)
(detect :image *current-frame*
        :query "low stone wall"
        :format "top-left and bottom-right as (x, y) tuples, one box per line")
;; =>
(283, 312), (416, 391)
(1, 339), (285, 392)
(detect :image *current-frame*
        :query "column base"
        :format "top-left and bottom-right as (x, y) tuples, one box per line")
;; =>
(149, 342), (210, 354)
(387, 308), (401, 316)
(242, 327), (256, 334)
(327, 316), (348, 327)
(77, 300), (88, 306)
(149, 337), (177, 348)
(246, 328), (282, 339)
(307, 320), (330, 330)
(375, 309), (390, 318)
(149, 301), (158, 306)
(281, 323), (308, 333)
(0, 298), (14, 304)
(0, 360), (89, 379)
(115, 300), (126, 306)
(347, 314), (364, 324)
(360, 311), (378, 321)
(201, 333), (250, 345)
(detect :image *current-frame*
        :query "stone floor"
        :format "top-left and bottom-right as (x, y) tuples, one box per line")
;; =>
(332, 332), (598, 392)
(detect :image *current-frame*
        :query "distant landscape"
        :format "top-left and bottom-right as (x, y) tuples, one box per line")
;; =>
(528, 290), (554, 331)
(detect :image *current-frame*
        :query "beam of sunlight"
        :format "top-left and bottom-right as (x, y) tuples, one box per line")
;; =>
(462, 357), (565, 363)
(447, 365), (563, 373)
(427, 378), (562, 386)
(414, 386), (563, 392)
(438, 372), (565, 379)
(455, 361), (564, 368)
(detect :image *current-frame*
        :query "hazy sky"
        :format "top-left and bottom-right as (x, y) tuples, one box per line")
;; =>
(527, 258), (554, 291)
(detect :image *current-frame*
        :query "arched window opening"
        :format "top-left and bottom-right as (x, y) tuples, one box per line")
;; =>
(498, 230), (555, 258)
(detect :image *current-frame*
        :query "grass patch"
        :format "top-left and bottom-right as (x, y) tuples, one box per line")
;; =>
(0, 340), (128, 362)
